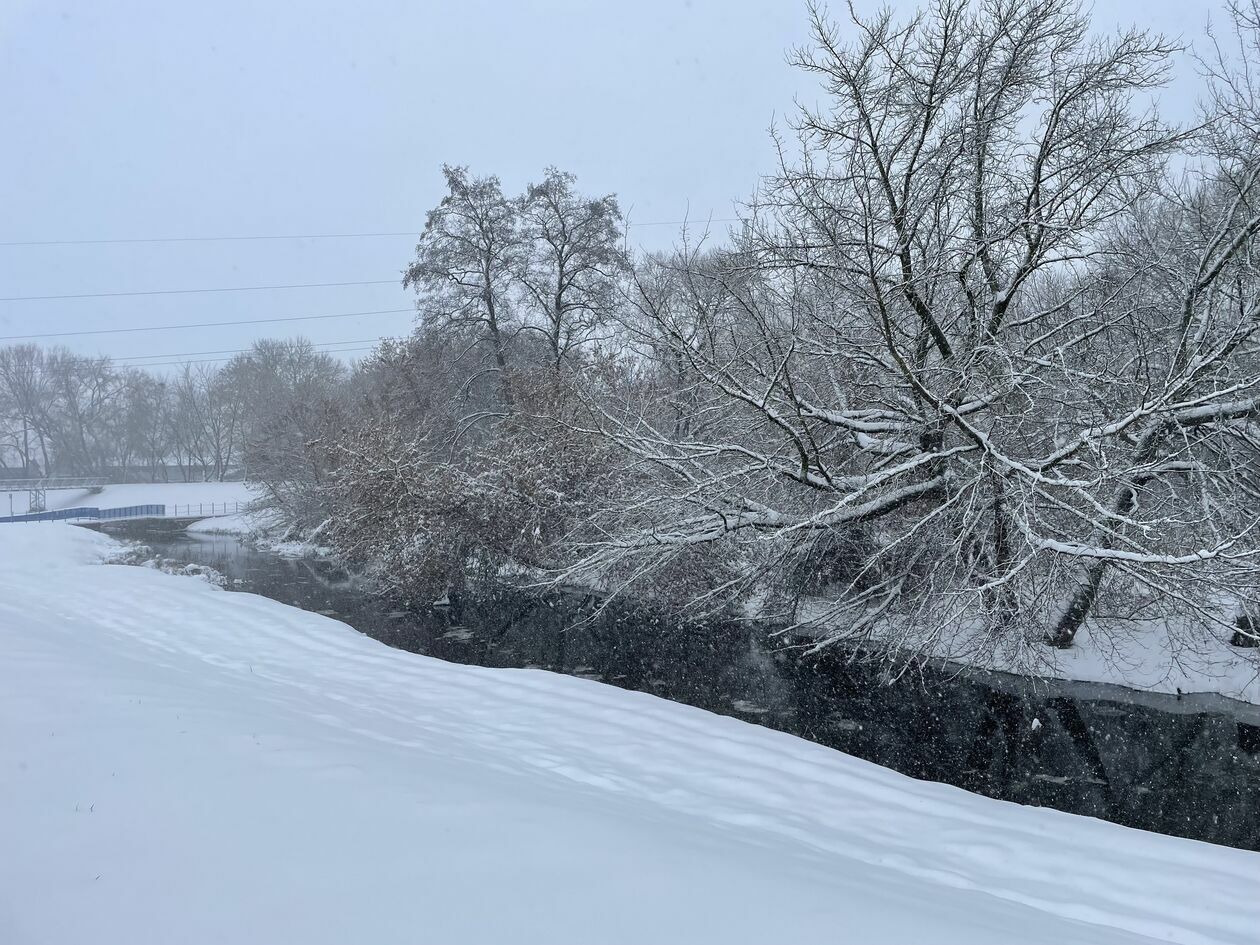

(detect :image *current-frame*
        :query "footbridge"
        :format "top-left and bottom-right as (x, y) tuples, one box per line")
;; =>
(0, 501), (244, 530)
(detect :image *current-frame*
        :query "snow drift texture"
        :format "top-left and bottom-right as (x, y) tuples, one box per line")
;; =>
(1, 525), (1256, 945)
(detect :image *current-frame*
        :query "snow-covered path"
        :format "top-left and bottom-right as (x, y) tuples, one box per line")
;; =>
(2, 527), (1256, 945)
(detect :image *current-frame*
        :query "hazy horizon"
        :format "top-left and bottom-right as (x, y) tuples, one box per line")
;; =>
(0, 0), (1226, 367)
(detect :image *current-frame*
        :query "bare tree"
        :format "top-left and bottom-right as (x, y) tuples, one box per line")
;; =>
(231, 338), (348, 525)
(404, 165), (520, 411)
(42, 350), (125, 476)
(118, 371), (173, 481)
(0, 345), (55, 474)
(164, 366), (213, 481)
(560, 0), (1260, 669)
(517, 168), (626, 371)
(316, 165), (631, 600)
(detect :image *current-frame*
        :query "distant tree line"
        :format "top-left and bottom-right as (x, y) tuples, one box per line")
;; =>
(0, 339), (345, 490)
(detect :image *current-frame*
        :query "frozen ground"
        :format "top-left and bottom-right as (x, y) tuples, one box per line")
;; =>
(1, 526), (1256, 945)
(991, 619), (1260, 706)
(185, 508), (278, 535)
(792, 600), (1260, 706)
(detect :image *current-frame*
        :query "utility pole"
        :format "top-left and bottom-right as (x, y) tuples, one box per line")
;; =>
(22, 415), (39, 513)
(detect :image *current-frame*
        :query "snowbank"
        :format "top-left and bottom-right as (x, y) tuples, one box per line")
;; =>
(791, 598), (1260, 706)
(0, 522), (118, 565)
(183, 510), (256, 534)
(1008, 619), (1260, 705)
(184, 507), (282, 536)
(1, 525), (1256, 945)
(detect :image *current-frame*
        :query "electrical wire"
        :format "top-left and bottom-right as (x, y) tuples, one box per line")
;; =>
(112, 338), (384, 363)
(0, 307), (413, 342)
(0, 279), (400, 303)
(125, 345), (379, 370)
(0, 218), (741, 248)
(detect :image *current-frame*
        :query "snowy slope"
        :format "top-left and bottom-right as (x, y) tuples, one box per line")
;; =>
(1, 527), (1256, 945)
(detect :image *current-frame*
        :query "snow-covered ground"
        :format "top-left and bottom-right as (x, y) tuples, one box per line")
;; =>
(185, 510), (326, 555)
(1, 526), (1256, 945)
(0, 480), (256, 517)
(185, 508), (277, 536)
(989, 619), (1260, 706)
(790, 601), (1260, 706)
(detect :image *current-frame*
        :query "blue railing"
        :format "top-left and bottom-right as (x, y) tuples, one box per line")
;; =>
(0, 504), (165, 524)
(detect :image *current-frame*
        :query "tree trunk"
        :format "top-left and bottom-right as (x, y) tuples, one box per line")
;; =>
(1045, 421), (1167, 647)
(1046, 561), (1109, 647)
(1231, 612), (1259, 648)
(1046, 480), (1141, 647)
(986, 472), (1018, 629)
(483, 291), (514, 411)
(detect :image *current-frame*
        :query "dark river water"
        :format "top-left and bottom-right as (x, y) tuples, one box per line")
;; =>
(131, 530), (1260, 851)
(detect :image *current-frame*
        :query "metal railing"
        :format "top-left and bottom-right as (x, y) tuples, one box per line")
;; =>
(0, 477), (110, 492)
(0, 501), (243, 525)
(161, 502), (245, 519)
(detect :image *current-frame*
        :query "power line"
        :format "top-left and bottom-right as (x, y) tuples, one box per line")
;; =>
(628, 217), (741, 228)
(0, 278), (400, 303)
(0, 218), (742, 248)
(113, 338), (384, 364)
(0, 307), (413, 342)
(0, 232), (416, 248)
(130, 345), (380, 370)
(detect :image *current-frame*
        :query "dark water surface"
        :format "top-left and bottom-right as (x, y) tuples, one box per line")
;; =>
(133, 530), (1260, 851)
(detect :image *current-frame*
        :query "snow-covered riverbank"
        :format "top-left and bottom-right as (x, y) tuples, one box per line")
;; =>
(4, 525), (1254, 945)
(955, 622), (1260, 708)
(95, 474), (1245, 708)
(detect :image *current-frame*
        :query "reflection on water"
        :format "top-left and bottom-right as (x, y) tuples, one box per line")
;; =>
(133, 530), (1260, 851)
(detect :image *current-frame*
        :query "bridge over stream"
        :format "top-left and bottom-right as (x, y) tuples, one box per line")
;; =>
(0, 501), (244, 530)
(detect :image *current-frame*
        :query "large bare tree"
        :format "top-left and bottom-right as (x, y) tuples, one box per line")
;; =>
(404, 165), (521, 412)
(562, 0), (1260, 666)
(517, 168), (627, 371)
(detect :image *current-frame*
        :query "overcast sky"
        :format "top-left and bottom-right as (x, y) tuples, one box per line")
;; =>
(0, 0), (1228, 367)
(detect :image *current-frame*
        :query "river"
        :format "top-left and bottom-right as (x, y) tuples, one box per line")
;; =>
(131, 529), (1260, 851)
